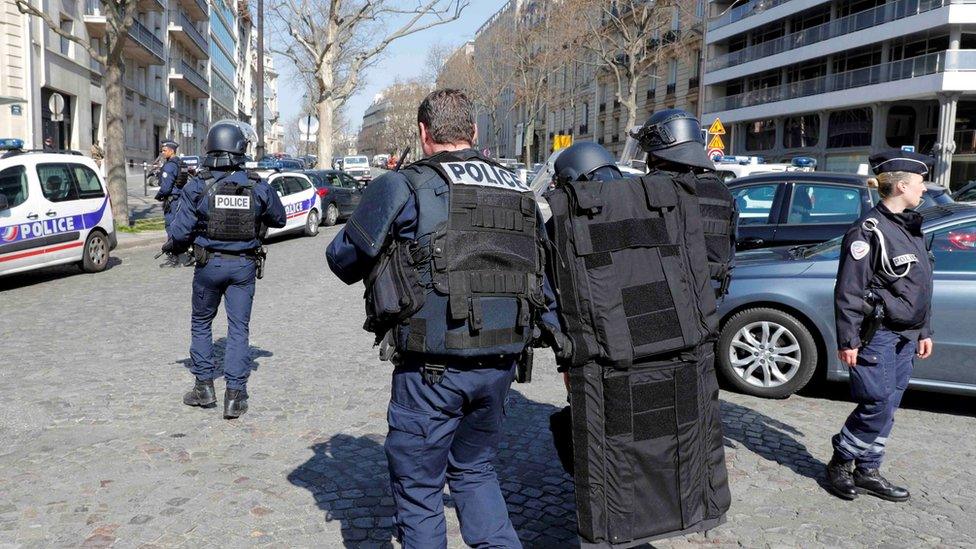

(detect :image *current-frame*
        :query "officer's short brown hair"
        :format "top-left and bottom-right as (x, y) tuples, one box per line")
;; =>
(876, 171), (913, 198)
(417, 89), (475, 145)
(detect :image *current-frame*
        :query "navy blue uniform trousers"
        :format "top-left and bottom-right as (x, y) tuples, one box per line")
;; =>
(385, 358), (522, 549)
(189, 254), (256, 391)
(832, 329), (915, 469)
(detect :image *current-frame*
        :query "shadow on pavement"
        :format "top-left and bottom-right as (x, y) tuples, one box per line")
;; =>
(174, 337), (273, 377)
(0, 256), (122, 292)
(796, 378), (976, 418)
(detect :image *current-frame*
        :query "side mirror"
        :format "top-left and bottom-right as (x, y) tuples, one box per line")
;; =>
(0, 194), (8, 211)
(276, 190), (283, 198)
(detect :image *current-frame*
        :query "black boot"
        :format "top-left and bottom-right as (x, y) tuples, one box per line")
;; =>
(854, 468), (910, 502)
(224, 389), (248, 419)
(183, 379), (217, 408)
(825, 456), (858, 500)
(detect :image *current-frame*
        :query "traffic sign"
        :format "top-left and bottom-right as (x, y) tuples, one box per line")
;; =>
(180, 122), (194, 137)
(707, 148), (724, 161)
(708, 118), (725, 135)
(707, 134), (725, 150)
(48, 93), (65, 122)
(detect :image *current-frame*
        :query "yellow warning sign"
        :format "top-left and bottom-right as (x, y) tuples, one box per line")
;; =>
(707, 134), (725, 150)
(708, 118), (726, 135)
(552, 134), (573, 151)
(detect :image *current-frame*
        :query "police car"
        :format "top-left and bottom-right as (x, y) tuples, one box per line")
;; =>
(251, 167), (321, 238)
(0, 138), (116, 277)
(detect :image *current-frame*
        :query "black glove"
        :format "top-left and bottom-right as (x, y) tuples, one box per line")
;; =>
(538, 323), (573, 361)
(161, 238), (189, 256)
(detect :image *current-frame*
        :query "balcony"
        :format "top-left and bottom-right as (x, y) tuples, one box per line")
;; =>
(169, 60), (209, 98)
(611, 135), (619, 143)
(126, 19), (165, 65)
(137, 0), (164, 12)
(83, 0), (106, 37)
(646, 89), (656, 100)
(708, 0), (794, 31)
(599, 103), (606, 112)
(705, 50), (974, 113)
(688, 76), (700, 90)
(708, 0), (949, 72)
(579, 124), (589, 134)
(666, 83), (676, 95)
(168, 12), (209, 58)
(177, 0), (208, 21)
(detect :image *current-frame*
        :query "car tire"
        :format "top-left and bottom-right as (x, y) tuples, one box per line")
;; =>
(718, 307), (818, 399)
(323, 202), (339, 226)
(304, 209), (320, 237)
(79, 230), (110, 273)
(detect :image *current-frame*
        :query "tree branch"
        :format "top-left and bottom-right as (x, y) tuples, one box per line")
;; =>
(15, 0), (106, 63)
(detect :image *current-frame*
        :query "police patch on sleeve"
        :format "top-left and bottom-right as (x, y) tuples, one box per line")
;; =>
(441, 161), (529, 191)
(850, 240), (870, 260)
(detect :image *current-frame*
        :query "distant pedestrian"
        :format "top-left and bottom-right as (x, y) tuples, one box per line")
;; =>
(43, 136), (55, 151)
(827, 149), (935, 503)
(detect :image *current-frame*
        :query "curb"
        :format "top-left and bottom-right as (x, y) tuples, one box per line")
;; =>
(114, 230), (168, 252)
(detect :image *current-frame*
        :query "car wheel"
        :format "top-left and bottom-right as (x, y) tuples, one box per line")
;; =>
(718, 307), (818, 398)
(323, 202), (339, 226)
(79, 230), (110, 273)
(304, 209), (320, 237)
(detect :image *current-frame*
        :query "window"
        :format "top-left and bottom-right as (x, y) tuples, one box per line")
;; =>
(732, 184), (778, 225)
(746, 119), (776, 151)
(786, 184), (861, 225)
(72, 165), (105, 198)
(59, 18), (72, 56)
(339, 173), (359, 188)
(783, 114), (820, 148)
(930, 221), (976, 273)
(283, 177), (304, 195)
(0, 166), (29, 210)
(667, 59), (678, 86)
(828, 108), (872, 148)
(295, 176), (311, 191)
(36, 164), (80, 202)
(696, 0), (705, 19)
(886, 105), (916, 148)
(270, 179), (284, 195)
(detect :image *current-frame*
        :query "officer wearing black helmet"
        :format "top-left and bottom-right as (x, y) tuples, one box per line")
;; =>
(165, 120), (286, 419)
(552, 141), (622, 187)
(826, 149), (935, 502)
(632, 109), (737, 297)
(154, 140), (183, 231)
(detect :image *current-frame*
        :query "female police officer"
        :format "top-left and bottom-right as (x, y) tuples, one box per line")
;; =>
(828, 150), (935, 502)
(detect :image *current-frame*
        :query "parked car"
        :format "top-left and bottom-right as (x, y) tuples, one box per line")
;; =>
(729, 171), (953, 250)
(0, 142), (116, 276)
(372, 154), (390, 168)
(716, 203), (976, 399)
(303, 169), (363, 226)
(342, 155), (372, 184)
(952, 180), (976, 202)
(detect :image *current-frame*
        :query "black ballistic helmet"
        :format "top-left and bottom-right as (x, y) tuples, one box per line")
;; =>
(631, 109), (713, 171)
(553, 141), (621, 185)
(203, 120), (251, 169)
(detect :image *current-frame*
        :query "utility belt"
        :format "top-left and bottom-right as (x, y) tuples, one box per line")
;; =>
(394, 351), (523, 386)
(193, 244), (267, 278)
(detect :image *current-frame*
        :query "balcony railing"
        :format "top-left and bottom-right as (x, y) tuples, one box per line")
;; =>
(181, 60), (209, 93)
(708, 0), (795, 31)
(579, 125), (589, 134)
(129, 19), (165, 62)
(646, 89), (656, 100)
(178, 11), (209, 54)
(666, 83), (676, 95)
(708, 0), (949, 72)
(688, 76), (700, 89)
(705, 50), (976, 113)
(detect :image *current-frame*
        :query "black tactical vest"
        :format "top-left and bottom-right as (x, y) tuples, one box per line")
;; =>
(391, 151), (546, 359)
(679, 171), (737, 295)
(201, 170), (258, 242)
(546, 174), (718, 368)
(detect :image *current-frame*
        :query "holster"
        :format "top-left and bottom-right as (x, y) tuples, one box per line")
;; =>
(363, 240), (425, 343)
(192, 244), (210, 267)
(515, 346), (534, 383)
(859, 291), (885, 348)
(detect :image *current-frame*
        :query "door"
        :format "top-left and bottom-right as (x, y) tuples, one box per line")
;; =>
(730, 183), (780, 250)
(773, 183), (865, 246)
(338, 172), (363, 215)
(282, 176), (308, 229)
(921, 220), (976, 385)
(0, 164), (45, 273)
(29, 162), (102, 264)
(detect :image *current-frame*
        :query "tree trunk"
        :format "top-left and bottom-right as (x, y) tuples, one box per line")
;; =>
(317, 97), (335, 163)
(103, 61), (129, 227)
(624, 75), (639, 131)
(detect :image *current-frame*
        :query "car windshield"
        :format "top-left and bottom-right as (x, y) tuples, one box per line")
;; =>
(345, 156), (368, 165)
(802, 236), (844, 260)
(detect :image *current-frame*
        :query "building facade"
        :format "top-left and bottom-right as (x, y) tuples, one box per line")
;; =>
(702, 0), (976, 188)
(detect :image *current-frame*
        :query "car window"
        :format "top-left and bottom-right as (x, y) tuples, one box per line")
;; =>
(731, 184), (777, 225)
(270, 178), (285, 195)
(72, 165), (105, 199)
(283, 177), (303, 195)
(930, 220), (976, 273)
(295, 176), (311, 191)
(0, 165), (29, 210)
(956, 187), (976, 202)
(339, 173), (358, 188)
(36, 163), (80, 202)
(787, 184), (861, 225)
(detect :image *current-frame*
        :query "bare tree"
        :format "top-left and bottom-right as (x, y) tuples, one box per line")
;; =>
(380, 79), (431, 155)
(575, 0), (697, 131)
(15, 0), (137, 226)
(270, 0), (469, 163)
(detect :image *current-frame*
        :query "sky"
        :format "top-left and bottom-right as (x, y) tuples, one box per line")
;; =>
(275, 1), (508, 135)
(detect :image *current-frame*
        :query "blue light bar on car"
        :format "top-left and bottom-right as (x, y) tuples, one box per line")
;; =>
(0, 138), (24, 151)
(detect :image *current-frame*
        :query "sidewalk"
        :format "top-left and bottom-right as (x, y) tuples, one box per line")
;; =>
(127, 172), (163, 222)
(115, 230), (167, 251)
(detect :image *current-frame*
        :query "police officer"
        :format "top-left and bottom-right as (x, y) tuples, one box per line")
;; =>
(551, 141), (622, 187)
(154, 141), (183, 230)
(827, 150), (935, 502)
(327, 89), (559, 548)
(632, 109), (737, 296)
(165, 120), (286, 419)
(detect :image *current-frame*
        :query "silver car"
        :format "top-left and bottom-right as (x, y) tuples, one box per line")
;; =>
(716, 203), (976, 399)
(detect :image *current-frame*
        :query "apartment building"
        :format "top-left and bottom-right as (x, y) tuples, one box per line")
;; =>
(209, 0), (237, 123)
(167, 0), (210, 155)
(702, 0), (976, 189)
(235, 4), (283, 154)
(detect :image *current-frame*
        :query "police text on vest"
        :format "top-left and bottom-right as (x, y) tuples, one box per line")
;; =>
(215, 195), (251, 209)
(442, 161), (529, 191)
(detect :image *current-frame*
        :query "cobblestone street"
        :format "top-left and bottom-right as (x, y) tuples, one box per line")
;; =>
(1, 226), (974, 548)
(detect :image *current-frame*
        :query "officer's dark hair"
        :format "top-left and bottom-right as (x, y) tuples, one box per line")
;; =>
(417, 89), (475, 145)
